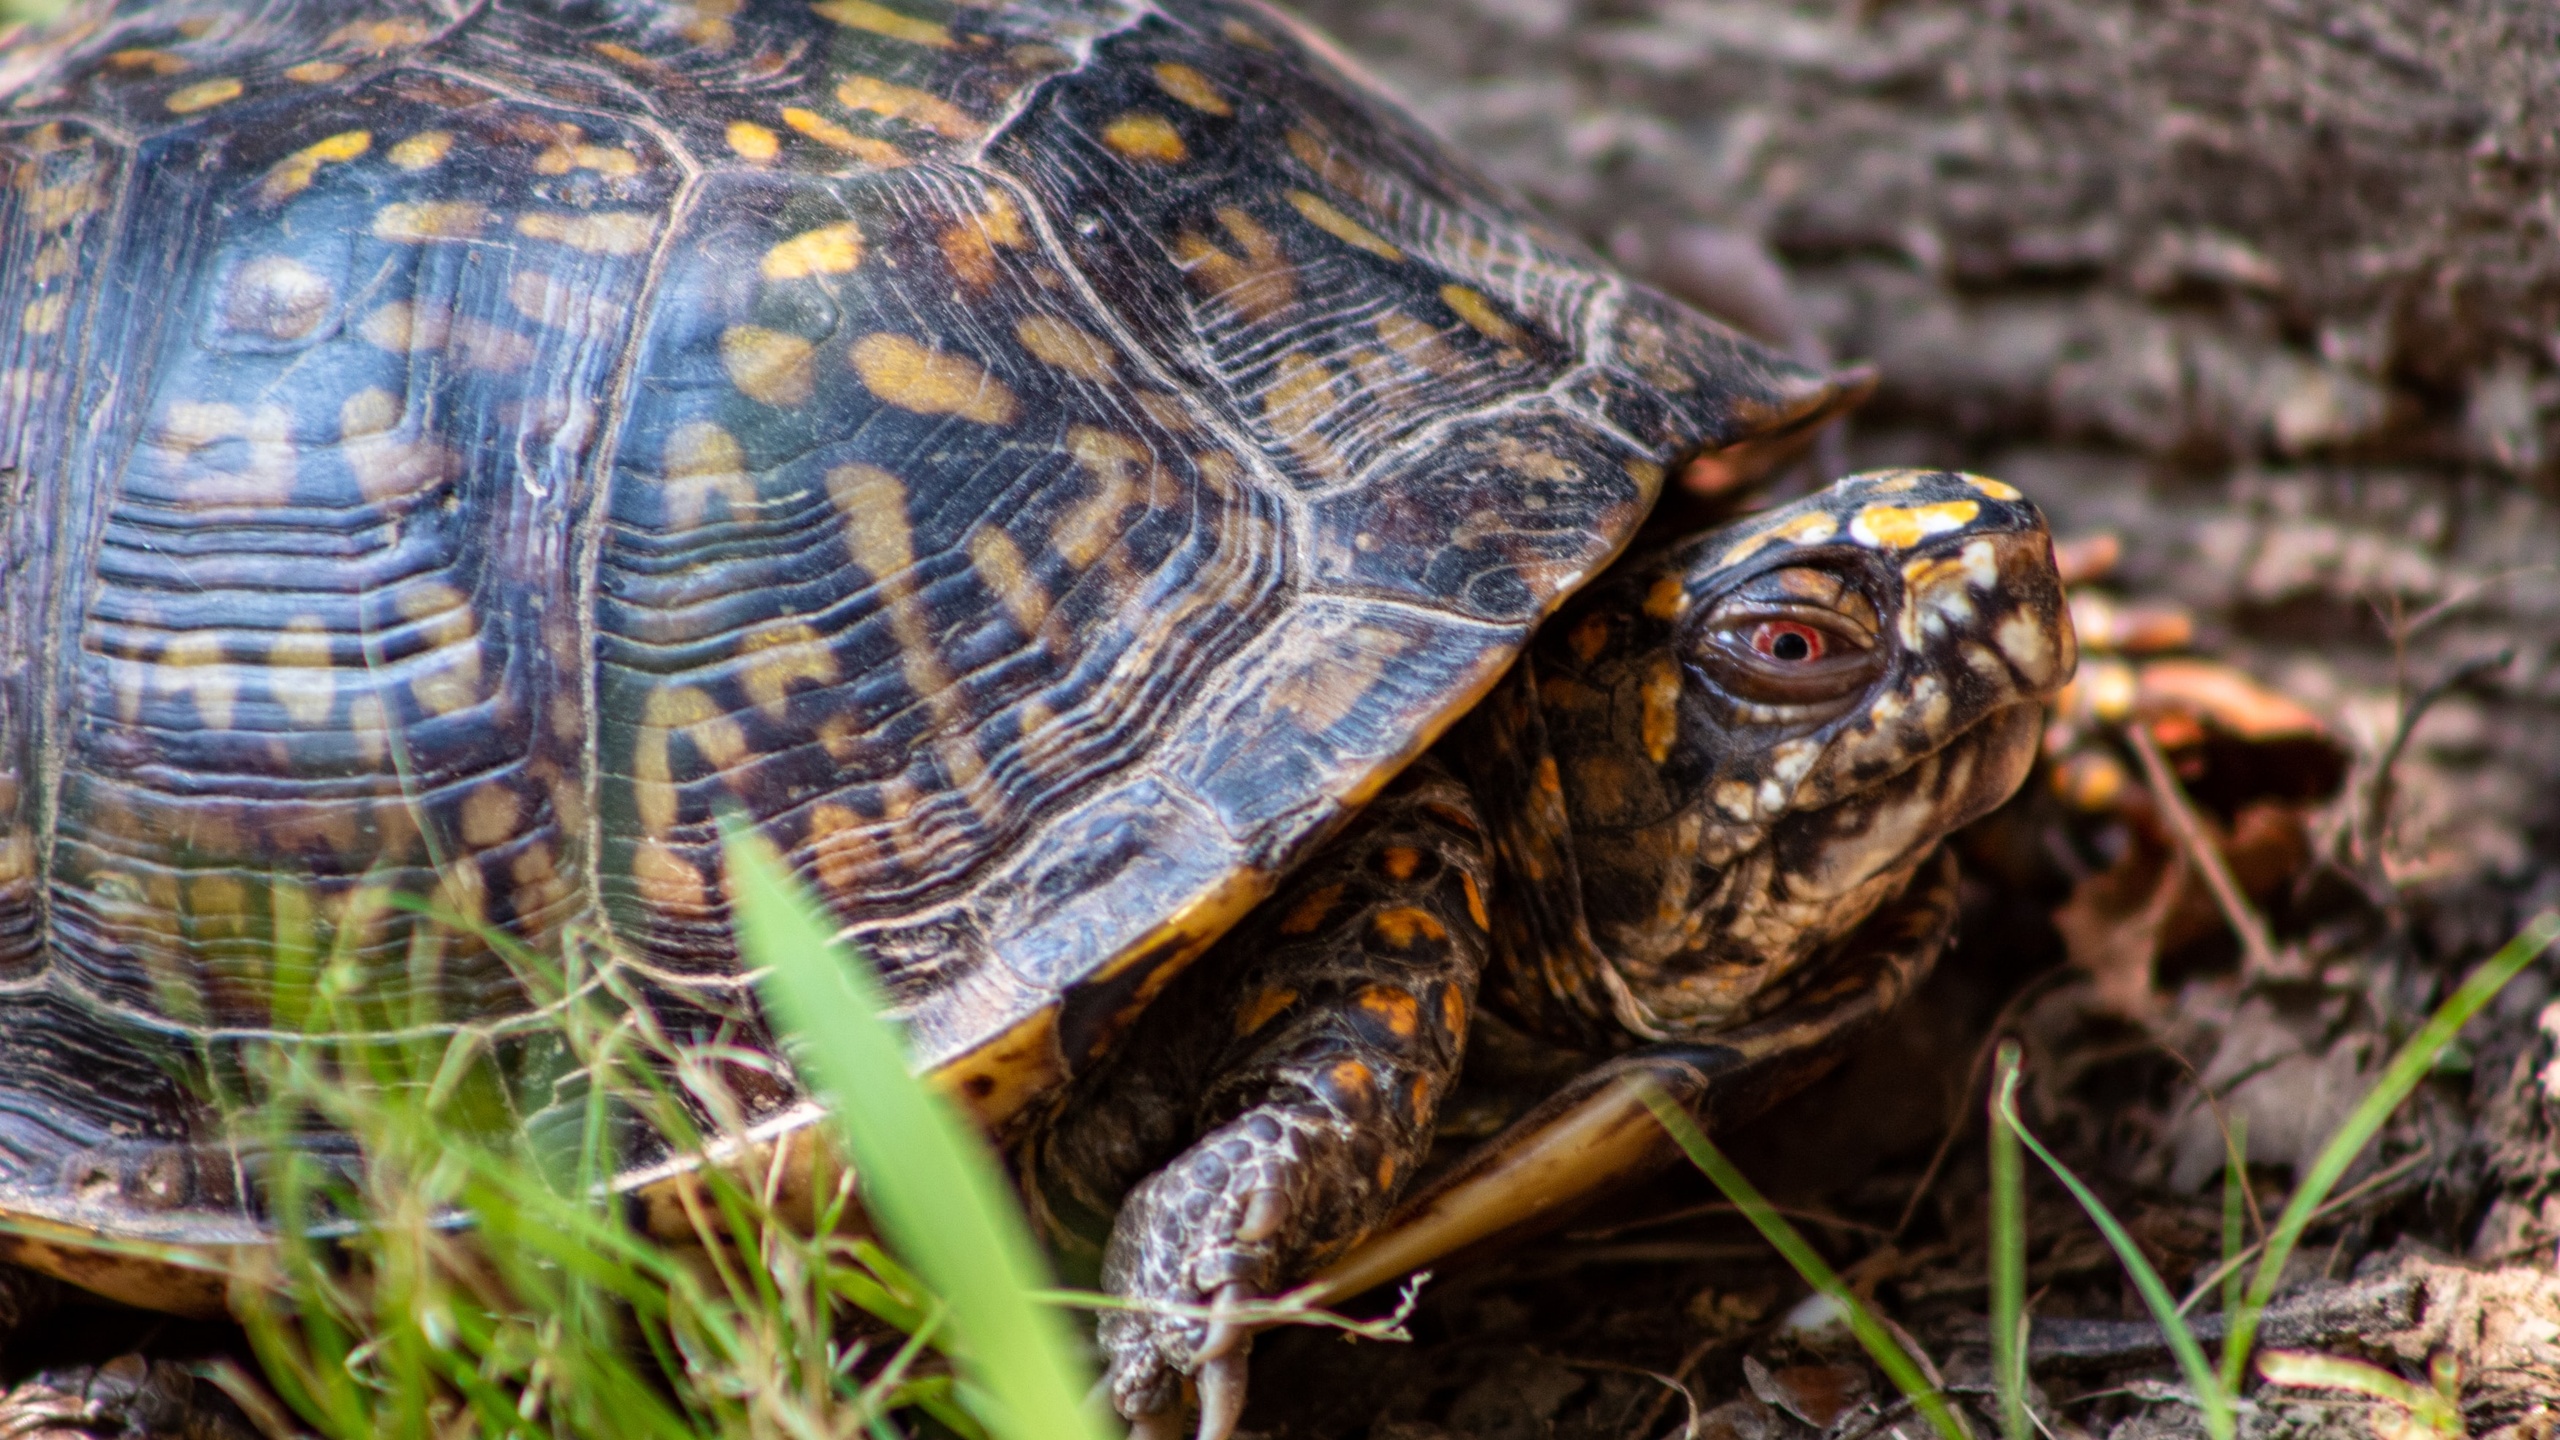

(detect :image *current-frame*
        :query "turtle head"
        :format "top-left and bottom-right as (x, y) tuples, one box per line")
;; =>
(1523, 470), (2076, 1034)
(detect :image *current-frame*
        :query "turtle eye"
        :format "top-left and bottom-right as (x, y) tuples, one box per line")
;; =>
(1695, 600), (1881, 707)
(1750, 621), (1826, 663)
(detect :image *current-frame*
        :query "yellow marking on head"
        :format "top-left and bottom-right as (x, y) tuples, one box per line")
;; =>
(1151, 62), (1232, 116)
(516, 211), (656, 256)
(726, 120), (780, 162)
(1718, 509), (1839, 568)
(164, 77), (243, 114)
(1279, 882), (1343, 936)
(1644, 576), (1687, 621)
(1965, 474), (2022, 501)
(762, 221), (864, 280)
(660, 421), (757, 528)
(373, 201), (490, 242)
(1641, 657), (1682, 764)
(836, 74), (981, 139)
(1102, 112), (1187, 164)
(634, 838), (710, 915)
(1458, 870), (1489, 931)
(720, 325), (816, 408)
(967, 527), (1049, 635)
(1172, 207), (1295, 322)
(258, 129), (370, 202)
(1851, 499), (1980, 550)
(850, 333), (1016, 424)
(385, 130), (452, 170)
(1013, 314), (1118, 381)
(1235, 986), (1297, 1036)
(107, 48), (190, 75)
(781, 107), (906, 165)
(1378, 846), (1421, 880)
(811, 0), (951, 47)
(1439, 284), (1523, 347)
(1371, 906), (1448, 947)
(1996, 608), (2054, 681)
(284, 61), (348, 83)
(737, 621), (840, 718)
(1284, 189), (1402, 261)
(267, 618), (336, 726)
(459, 784), (520, 849)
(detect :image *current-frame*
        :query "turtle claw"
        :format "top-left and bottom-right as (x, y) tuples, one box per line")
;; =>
(1195, 1351), (1248, 1440)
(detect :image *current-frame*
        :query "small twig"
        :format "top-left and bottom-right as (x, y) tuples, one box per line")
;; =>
(1035, 1271), (1428, 1343)
(1571, 1199), (1887, 1243)
(1560, 1356), (1704, 1440)
(2122, 724), (2283, 978)
(2357, 650), (2512, 891)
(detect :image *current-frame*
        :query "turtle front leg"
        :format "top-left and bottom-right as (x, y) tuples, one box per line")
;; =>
(1024, 764), (1489, 1436)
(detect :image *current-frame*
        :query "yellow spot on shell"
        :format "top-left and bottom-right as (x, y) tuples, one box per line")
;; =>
(811, 0), (951, 48)
(386, 130), (452, 170)
(1235, 986), (1296, 1036)
(780, 107), (905, 166)
(1372, 309), (1457, 375)
(736, 621), (840, 718)
(459, 784), (520, 848)
(634, 838), (710, 915)
(726, 120), (780, 162)
(634, 686), (744, 834)
(849, 333), (1016, 424)
(939, 190), (1028, 288)
(720, 325), (816, 408)
(1439, 284), (1523, 347)
(20, 294), (67, 336)
(1851, 499), (1980, 550)
(824, 464), (914, 579)
(1102, 112), (1186, 164)
(967, 527), (1048, 635)
(1173, 207), (1294, 322)
(659, 421), (756, 528)
(106, 48), (189, 75)
(373, 200), (489, 242)
(222, 255), (334, 342)
(283, 61), (347, 83)
(1966, 474), (2023, 500)
(1013, 314), (1118, 381)
(164, 77), (243, 114)
(836, 74), (981, 138)
(259, 129), (370, 202)
(515, 210), (656, 256)
(761, 221), (864, 280)
(1150, 62), (1231, 116)
(1285, 189), (1402, 260)
(161, 632), (237, 728)
(268, 618), (336, 726)
(535, 137), (640, 178)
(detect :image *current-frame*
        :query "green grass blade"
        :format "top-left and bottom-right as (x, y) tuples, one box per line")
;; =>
(725, 821), (1106, 1440)
(1987, 1043), (2030, 1440)
(1993, 1066), (2233, 1440)
(1638, 1081), (1969, 1440)
(2220, 1114), (2248, 1321)
(2221, 909), (2560, 1387)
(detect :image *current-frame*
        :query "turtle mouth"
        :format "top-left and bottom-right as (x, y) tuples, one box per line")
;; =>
(1771, 698), (2043, 904)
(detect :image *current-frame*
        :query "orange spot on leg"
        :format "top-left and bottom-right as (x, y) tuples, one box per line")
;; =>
(1277, 882), (1342, 936)
(1356, 985), (1419, 1038)
(1234, 986), (1297, 1037)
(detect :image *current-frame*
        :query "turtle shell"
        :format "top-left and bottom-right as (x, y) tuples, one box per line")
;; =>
(0, 0), (1851, 1301)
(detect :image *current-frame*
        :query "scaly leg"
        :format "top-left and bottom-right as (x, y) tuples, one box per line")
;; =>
(1021, 762), (1492, 1434)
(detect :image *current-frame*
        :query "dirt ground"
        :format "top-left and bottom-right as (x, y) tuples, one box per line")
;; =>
(1237, 0), (2560, 1436)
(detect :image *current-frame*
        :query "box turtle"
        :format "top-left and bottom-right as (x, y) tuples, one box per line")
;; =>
(0, 0), (2076, 1431)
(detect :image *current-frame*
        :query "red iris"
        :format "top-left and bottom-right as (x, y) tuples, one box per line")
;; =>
(1750, 621), (1826, 663)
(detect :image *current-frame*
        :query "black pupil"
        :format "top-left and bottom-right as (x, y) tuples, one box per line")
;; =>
(1771, 629), (1812, 661)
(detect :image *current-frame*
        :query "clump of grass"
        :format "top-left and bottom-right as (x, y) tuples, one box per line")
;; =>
(1652, 909), (2560, 1440)
(222, 833), (1108, 1440)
